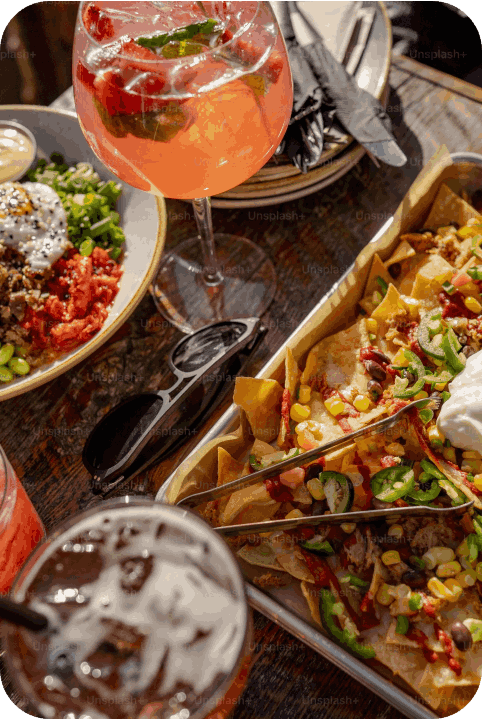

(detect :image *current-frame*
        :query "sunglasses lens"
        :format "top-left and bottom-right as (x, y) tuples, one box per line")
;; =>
(171, 321), (247, 373)
(85, 394), (165, 472)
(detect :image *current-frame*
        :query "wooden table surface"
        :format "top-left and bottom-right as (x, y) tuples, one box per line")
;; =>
(3, 55), (482, 718)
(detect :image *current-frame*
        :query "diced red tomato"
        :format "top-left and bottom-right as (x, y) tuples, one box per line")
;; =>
(451, 272), (472, 288)
(380, 455), (399, 468)
(439, 290), (476, 319)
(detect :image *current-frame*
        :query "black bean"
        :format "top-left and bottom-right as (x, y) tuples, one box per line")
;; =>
(450, 622), (473, 652)
(365, 360), (387, 382)
(367, 379), (383, 400)
(311, 500), (326, 516)
(401, 569), (426, 589)
(372, 498), (394, 509)
(388, 262), (401, 279)
(463, 345), (477, 358)
(370, 349), (391, 365)
(305, 464), (323, 482)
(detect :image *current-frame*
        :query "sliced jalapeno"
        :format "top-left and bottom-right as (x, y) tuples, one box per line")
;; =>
(417, 312), (445, 360)
(370, 465), (415, 502)
(319, 588), (376, 659)
(407, 480), (441, 505)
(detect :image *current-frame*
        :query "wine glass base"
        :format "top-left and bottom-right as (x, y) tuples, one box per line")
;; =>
(150, 235), (276, 333)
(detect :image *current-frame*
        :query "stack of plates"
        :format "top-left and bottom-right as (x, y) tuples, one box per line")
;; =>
(212, 1), (391, 209)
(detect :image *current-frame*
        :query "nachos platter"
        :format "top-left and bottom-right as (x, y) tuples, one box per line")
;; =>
(166, 173), (482, 714)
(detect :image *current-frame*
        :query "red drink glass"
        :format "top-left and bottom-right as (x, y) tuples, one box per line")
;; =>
(0, 445), (44, 596)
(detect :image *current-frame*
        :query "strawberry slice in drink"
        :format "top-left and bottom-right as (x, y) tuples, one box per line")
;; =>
(82, 3), (114, 42)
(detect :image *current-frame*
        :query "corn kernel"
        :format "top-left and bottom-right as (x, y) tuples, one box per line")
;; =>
(393, 348), (410, 367)
(463, 450), (481, 459)
(376, 583), (395, 606)
(382, 550), (401, 566)
(456, 571), (476, 588)
(457, 539), (470, 558)
(386, 442), (405, 457)
(476, 562), (482, 581)
(366, 318), (378, 333)
(387, 524), (404, 538)
(422, 547), (455, 570)
(474, 474), (482, 492)
(340, 523), (356, 534)
(324, 396), (346, 416)
(307, 478), (325, 501)
(285, 509), (304, 520)
(444, 579), (463, 601)
(458, 225), (479, 238)
(427, 577), (454, 599)
(443, 446), (457, 463)
(428, 425), (445, 443)
(298, 385), (311, 404)
(434, 382), (447, 391)
(290, 403), (311, 423)
(465, 296), (482, 313)
(436, 560), (462, 578)
(354, 394), (370, 412)
(413, 391), (429, 401)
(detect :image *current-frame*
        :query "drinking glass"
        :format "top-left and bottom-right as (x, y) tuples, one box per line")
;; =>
(73, 1), (292, 332)
(3, 497), (251, 719)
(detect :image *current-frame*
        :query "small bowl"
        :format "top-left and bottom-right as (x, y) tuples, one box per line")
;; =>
(0, 120), (37, 183)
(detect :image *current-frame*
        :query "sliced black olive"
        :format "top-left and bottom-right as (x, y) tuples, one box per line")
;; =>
(323, 472), (354, 514)
(388, 262), (401, 279)
(370, 350), (391, 365)
(450, 622), (473, 652)
(401, 569), (426, 590)
(311, 500), (326, 516)
(364, 360), (387, 382)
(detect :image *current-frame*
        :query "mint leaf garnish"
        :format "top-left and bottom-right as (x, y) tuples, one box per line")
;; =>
(137, 19), (218, 50)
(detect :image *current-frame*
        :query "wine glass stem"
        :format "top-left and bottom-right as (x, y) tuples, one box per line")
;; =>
(192, 197), (223, 286)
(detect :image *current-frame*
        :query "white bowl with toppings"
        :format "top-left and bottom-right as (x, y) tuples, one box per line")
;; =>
(0, 106), (166, 400)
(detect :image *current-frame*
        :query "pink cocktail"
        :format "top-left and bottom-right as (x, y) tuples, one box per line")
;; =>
(0, 446), (44, 595)
(73, 2), (293, 332)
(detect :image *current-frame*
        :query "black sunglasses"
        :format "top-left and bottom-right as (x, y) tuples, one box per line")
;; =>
(83, 318), (265, 498)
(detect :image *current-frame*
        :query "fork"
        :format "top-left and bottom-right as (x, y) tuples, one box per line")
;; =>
(176, 397), (441, 508)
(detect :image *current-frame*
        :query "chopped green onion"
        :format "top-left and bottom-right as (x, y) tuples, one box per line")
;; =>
(396, 615), (409, 635)
(376, 276), (388, 295)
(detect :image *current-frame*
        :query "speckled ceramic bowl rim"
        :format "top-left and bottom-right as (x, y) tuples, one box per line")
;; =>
(0, 105), (167, 401)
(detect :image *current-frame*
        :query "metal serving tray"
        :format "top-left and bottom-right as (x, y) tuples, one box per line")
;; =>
(156, 152), (482, 719)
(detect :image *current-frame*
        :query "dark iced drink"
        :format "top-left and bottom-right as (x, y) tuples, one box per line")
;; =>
(2, 498), (249, 719)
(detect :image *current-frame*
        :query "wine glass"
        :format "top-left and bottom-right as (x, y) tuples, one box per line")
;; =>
(73, 1), (292, 332)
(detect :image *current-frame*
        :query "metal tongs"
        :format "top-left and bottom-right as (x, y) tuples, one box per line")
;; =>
(176, 396), (473, 532)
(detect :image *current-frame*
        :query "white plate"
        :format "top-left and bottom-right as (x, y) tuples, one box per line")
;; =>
(0, 106), (166, 401)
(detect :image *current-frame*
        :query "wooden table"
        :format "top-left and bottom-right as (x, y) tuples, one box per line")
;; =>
(3, 55), (482, 719)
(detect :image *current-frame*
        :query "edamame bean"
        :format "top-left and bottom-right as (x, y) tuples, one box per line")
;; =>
(9, 357), (30, 376)
(0, 366), (13, 382)
(0, 344), (14, 365)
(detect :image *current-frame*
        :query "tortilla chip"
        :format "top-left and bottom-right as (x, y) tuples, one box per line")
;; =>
(251, 439), (276, 458)
(221, 482), (274, 525)
(425, 182), (481, 229)
(410, 254), (454, 300)
(233, 377), (283, 443)
(370, 283), (402, 321)
(237, 542), (286, 571)
(348, 403), (388, 432)
(301, 580), (322, 627)
(359, 254), (393, 315)
(278, 347), (300, 449)
(305, 391), (345, 446)
(276, 548), (315, 583)
(303, 319), (368, 395)
(324, 444), (356, 471)
(385, 240), (416, 267)
(216, 448), (249, 521)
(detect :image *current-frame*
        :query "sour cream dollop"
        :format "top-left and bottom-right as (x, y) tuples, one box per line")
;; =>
(0, 181), (70, 272)
(437, 349), (482, 452)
